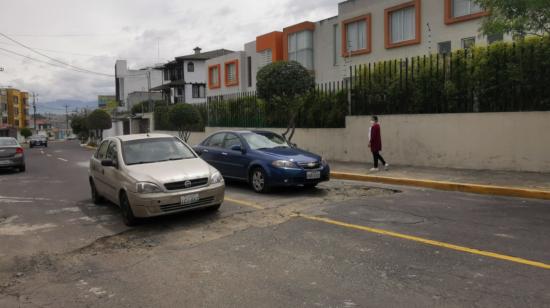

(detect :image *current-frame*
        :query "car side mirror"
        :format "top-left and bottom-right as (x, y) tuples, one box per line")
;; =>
(101, 159), (117, 168)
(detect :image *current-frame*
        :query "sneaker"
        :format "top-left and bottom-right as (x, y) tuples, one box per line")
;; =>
(369, 168), (379, 172)
(384, 163), (390, 171)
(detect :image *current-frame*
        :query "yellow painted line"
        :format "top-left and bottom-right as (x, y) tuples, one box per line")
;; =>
(57, 158), (68, 162)
(331, 171), (550, 201)
(225, 197), (265, 210)
(294, 213), (550, 270)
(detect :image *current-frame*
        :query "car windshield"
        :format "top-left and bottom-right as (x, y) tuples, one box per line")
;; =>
(122, 137), (196, 165)
(0, 138), (18, 146)
(242, 132), (290, 150)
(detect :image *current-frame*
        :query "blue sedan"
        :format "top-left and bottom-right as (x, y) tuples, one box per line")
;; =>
(194, 130), (330, 193)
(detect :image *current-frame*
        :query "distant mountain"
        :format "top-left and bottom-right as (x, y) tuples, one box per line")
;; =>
(35, 99), (98, 114)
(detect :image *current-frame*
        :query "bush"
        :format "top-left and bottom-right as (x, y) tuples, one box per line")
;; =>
(20, 127), (32, 139)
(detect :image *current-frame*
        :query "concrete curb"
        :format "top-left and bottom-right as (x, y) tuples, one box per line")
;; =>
(331, 171), (550, 200)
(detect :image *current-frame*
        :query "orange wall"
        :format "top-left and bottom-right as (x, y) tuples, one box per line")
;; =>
(256, 31), (284, 62)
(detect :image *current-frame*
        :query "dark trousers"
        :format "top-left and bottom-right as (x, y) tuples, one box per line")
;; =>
(372, 151), (386, 168)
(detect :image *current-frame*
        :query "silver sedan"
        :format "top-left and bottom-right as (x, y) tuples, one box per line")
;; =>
(88, 134), (225, 226)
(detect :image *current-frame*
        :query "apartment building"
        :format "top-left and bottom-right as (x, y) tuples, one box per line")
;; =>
(206, 0), (501, 96)
(153, 48), (233, 103)
(1, 88), (29, 129)
(114, 60), (163, 112)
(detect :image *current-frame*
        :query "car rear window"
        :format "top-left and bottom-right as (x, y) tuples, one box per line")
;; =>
(0, 138), (17, 146)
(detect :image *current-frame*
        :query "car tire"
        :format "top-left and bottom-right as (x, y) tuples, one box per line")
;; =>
(250, 167), (270, 193)
(120, 192), (138, 226)
(90, 179), (103, 205)
(19, 165), (26, 172)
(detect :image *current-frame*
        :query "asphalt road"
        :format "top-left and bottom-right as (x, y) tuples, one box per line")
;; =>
(0, 141), (549, 307)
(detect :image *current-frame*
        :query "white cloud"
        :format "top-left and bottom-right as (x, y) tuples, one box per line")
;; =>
(0, 0), (338, 109)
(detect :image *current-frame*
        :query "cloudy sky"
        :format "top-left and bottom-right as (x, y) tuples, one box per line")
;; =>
(0, 0), (339, 113)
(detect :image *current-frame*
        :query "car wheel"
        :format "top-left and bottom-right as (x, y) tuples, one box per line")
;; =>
(19, 165), (26, 172)
(250, 167), (270, 193)
(120, 192), (138, 226)
(90, 179), (103, 205)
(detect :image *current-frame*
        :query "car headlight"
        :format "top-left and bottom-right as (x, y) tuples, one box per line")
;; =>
(136, 182), (162, 194)
(272, 160), (298, 169)
(210, 171), (224, 184)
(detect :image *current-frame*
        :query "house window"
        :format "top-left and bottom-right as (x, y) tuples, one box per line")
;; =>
(452, 0), (482, 18)
(391, 7), (415, 43)
(192, 85), (205, 98)
(333, 24), (340, 65)
(176, 87), (184, 97)
(259, 49), (272, 68)
(187, 62), (194, 72)
(438, 41), (452, 54)
(288, 30), (314, 70)
(342, 14), (371, 57)
(224, 60), (239, 87)
(385, 1), (421, 49)
(461, 37), (475, 49)
(488, 33), (503, 44)
(208, 65), (221, 89)
(247, 56), (252, 87)
(163, 69), (169, 81)
(445, 0), (487, 24)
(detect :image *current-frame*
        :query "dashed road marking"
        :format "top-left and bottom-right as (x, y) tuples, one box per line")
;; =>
(294, 213), (550, 270)
(57, 158), (68, 162)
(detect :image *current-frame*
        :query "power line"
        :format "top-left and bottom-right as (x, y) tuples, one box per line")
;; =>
(0, 32), (114, 77)
(0, 47), (114, 77)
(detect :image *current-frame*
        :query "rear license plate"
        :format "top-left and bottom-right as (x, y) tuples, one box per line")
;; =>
(306, 171), (321, 180)
(181, 193), (200, 205)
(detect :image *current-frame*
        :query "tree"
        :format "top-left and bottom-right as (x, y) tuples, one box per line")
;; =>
(256, 61), (314, 142)
(476, 0), (550, 37)
(20, 127), (32, 139)
(87, 109), (112, 140)
(71, 114), (89, 141)
(169, 103), (202, 142)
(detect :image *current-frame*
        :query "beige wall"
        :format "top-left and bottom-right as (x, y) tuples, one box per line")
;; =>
(155, 112), (550, 172)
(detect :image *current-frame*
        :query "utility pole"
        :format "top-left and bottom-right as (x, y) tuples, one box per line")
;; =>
(32, 92), (38, 132)
(65, 104), (69, 139)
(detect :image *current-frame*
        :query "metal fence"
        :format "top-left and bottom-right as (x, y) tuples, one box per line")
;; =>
(200, 39), (550, 128)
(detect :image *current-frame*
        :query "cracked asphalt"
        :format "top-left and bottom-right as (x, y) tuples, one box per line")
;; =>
(0, 141), (549, 307)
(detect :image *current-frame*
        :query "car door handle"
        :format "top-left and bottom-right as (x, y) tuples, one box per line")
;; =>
(221, 152), (228, 156)
(202, 149), (209, 153)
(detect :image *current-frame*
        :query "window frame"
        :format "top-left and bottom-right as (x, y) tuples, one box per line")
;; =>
(438, 41), (452, 55)
(208, 64), (221, 89)
(342, 14), (372, 57)
(444, 0), (488, 25)
(187, 62), (194, 72)
(384, 0), (421, 49)
(224, 59), (239, 87)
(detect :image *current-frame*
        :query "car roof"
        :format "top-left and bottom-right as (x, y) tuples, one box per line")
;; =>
(112, 133), (177, 142)
(210, 130), (280, 135)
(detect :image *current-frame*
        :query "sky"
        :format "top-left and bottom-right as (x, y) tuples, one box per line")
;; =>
(0, 0), (339, 113)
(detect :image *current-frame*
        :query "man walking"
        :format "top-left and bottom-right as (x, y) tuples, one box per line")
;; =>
(369, 116), (389, 171)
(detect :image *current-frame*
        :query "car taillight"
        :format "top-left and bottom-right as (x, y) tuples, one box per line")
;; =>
(16, 147), (24, 154)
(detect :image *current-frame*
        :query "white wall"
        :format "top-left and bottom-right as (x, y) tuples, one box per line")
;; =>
(205, 51), (247, 97)
(115, 60), (163, 111)
(154, 112), (550, 172)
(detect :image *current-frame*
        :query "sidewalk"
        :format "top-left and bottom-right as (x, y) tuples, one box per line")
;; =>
(330, 161), (550, 199)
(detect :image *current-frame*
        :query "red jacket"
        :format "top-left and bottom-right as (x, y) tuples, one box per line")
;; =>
(370, 123), (382, 152)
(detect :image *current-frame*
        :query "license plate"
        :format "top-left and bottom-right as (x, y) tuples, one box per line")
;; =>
(181, 193), (200, 205)
(306, 171), (321, 180)
(0, 160), (9, 165)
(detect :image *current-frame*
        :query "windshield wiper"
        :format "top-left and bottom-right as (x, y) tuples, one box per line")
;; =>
(128, 161), (152, 165)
